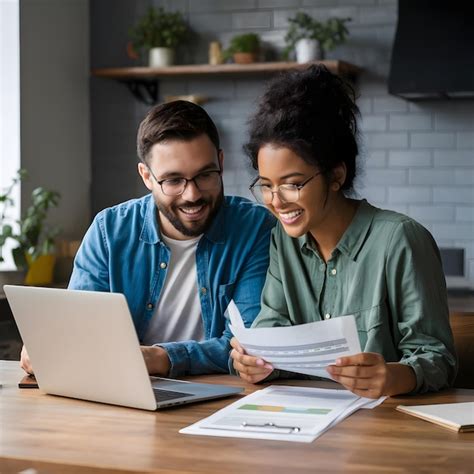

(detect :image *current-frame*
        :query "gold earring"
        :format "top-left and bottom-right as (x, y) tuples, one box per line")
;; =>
(332, 182), (340, 191)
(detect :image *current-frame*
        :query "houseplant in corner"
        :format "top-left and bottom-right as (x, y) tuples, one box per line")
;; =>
(0, 169), (61, 286)
(224, 33), (261, 64)
(129, 7), (189, 67)
(284, 12), (351, 63)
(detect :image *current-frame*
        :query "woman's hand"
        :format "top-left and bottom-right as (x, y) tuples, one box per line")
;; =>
(230, 337), (273, 384)
(326, 352), (417, 398)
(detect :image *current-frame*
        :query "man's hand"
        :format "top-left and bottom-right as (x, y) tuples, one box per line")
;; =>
(20, 345), (34, 375)
(140, 345), (171, 376)
(326, 352), (417, 399)
(230, 337), (273, 384)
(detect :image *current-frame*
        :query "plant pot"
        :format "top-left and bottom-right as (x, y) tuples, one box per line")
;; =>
(233, 52), (257, 64)
(25, 254), (56, 286)
(149, 47), (175, 67)
(295, 38), (321, 63)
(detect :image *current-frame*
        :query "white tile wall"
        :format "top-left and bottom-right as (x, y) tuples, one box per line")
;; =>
(92, 0), (474, 282)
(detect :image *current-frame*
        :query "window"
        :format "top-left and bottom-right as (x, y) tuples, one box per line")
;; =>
(0, 0), (20, 270)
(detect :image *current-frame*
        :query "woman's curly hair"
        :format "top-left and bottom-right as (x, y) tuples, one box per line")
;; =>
(244, 64), (359, 191)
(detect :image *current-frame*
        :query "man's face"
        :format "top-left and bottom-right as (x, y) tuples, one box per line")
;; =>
(138, 134), (224, 240)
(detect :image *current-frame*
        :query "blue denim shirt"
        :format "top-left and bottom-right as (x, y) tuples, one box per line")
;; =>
(68, 194), (275, 377)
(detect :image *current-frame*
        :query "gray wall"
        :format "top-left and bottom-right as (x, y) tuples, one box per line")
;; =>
(90, 0), (474, 283)
(21, 0), (91, 240)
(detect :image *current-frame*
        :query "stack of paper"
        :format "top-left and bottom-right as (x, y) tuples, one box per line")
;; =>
(226, 300), (362, 379)
(180, 385), (385, 443)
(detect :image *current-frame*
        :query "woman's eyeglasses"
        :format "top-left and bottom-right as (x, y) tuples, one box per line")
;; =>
(249, 171), (322, 204)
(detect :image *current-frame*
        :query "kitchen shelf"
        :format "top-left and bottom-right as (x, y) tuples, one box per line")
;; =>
(91, 60), (361, 105)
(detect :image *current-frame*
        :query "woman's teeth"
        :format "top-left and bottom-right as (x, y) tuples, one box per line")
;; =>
(279, 209), (302, 219)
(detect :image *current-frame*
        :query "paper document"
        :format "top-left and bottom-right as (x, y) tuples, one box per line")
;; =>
(227, 300), (361, 379)
(181, 385), (385, 443)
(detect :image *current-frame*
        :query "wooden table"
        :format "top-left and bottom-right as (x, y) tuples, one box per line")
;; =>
(0, 361), (473, 473)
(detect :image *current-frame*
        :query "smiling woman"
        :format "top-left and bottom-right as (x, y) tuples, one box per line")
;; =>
(0, 0), (20, 271)
(230, 65), (457, 399)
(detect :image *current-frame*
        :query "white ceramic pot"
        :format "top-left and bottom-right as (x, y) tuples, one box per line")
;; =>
(149, 47), (175, 67)
(295, 38), (321, 63)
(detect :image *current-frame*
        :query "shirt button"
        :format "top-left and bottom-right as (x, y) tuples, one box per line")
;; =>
(201, 287), (207, 295)
(331, 268), (337, 275)
(147, 303), (154, 310)
(324, 313), (331, 320)
(160, 262), (167, 269)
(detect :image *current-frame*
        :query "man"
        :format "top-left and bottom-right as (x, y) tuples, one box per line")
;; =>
(21, 101), (274, 377)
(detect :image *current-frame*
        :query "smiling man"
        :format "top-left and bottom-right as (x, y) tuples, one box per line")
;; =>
(20, 101), (275, 377)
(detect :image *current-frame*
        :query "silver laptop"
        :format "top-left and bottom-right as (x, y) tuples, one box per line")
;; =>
(4, 285), (243, 410)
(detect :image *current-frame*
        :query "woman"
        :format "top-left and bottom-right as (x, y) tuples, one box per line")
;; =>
(230, 65), (456, 398)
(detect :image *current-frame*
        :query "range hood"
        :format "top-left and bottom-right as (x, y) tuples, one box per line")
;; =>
(388, 1), (474, 100)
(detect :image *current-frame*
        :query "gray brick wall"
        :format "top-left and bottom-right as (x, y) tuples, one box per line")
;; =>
(91, 0), (474, 283)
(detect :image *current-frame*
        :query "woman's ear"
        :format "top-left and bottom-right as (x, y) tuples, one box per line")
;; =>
(331, 163), (347, 191)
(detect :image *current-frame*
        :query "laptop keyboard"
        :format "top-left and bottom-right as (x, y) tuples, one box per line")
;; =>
(153, 388), (192, 402)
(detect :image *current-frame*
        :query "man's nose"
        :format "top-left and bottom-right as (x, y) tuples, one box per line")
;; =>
(181, 179), (203, 201)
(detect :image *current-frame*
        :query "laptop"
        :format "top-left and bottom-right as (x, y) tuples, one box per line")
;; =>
(3, 285), (243, 410)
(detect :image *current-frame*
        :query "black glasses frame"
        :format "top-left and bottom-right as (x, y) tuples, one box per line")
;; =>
(147, 165), (222, 196)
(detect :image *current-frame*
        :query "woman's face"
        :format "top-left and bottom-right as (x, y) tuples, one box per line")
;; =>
(256, 144), (343, 239)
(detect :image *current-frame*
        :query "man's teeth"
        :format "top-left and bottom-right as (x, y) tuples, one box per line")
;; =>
(180, 205), (204, 215)
(280, 209), (302, 219)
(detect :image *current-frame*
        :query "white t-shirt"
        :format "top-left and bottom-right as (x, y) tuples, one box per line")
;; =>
(142, 234), (204, 345)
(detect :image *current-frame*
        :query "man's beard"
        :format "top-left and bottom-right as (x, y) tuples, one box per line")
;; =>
(157, 190), (224, 237)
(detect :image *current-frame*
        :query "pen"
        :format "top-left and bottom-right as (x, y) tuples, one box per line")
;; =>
(241, 421), (301, 433)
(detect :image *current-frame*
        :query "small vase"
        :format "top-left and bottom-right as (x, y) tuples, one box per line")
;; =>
(295, 38), (321, 63)
(25, 254), (56, 286)
(149, 47), (175, 67)
(233, 52), (257, 64)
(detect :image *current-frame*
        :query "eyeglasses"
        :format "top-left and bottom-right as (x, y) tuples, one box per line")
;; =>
(147, 166), (222, 196)
(249, 171), (322, 204)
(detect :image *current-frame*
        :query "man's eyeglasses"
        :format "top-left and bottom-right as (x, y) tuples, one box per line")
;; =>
(147, 166), (222, 197)
(249, 171), (322, 204)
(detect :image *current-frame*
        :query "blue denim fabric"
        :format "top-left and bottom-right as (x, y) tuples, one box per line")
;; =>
(68, 194), (275, 377)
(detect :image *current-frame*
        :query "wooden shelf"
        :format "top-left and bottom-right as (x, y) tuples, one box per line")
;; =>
(92, 60), (360, 80)
(91, 60), (361, 105)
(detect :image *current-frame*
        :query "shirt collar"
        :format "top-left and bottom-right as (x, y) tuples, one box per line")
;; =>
(298, 199), (377, 261)
(334, 199), (376, 260)
(140, 194), (226, 245)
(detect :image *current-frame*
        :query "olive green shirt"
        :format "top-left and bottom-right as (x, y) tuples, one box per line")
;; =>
(252, 200), (457, 393)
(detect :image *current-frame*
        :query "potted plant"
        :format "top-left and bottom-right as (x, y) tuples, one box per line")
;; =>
(284, 12), (351, 63)
(223, 33), (260, 64)
(128, 7), (189, 67)
(0, 169), (61, 286)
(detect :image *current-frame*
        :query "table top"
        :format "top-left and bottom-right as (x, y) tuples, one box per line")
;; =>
(1, 361), (473, 473)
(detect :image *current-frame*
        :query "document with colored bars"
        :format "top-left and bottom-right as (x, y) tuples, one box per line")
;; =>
(180, 385), (385, 442)
(226, 300), (362, 380)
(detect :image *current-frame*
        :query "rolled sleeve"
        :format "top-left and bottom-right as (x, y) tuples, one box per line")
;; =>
(386, 220), (457, 393)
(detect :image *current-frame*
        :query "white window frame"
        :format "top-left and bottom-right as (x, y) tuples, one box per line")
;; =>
(0, 0), (21, 270)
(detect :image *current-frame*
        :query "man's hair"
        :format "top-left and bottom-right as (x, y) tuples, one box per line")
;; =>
(244, 65), (360, 191)
(137, 100), (220, 163)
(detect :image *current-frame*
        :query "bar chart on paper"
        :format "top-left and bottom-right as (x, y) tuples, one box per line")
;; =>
(238, 404), (332, 415)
